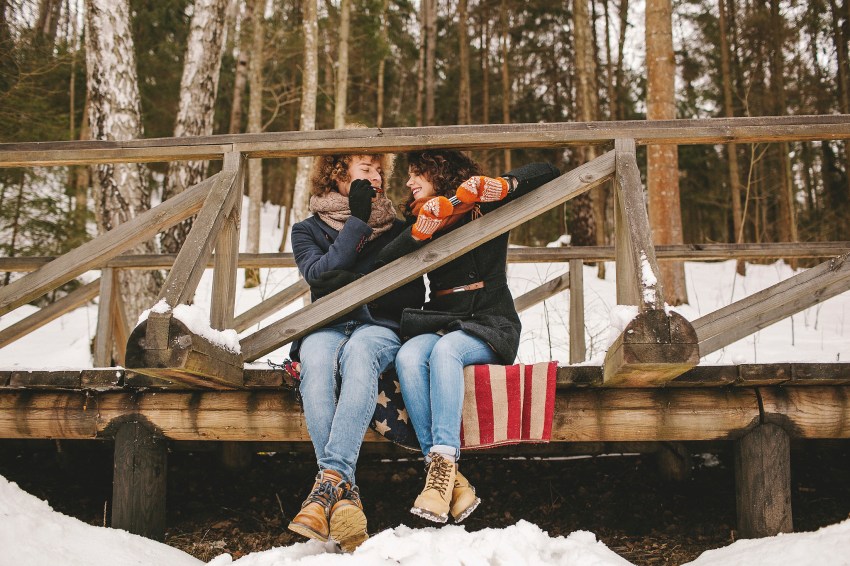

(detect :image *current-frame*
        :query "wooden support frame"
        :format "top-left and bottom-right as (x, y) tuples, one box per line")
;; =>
(94, 269), (119, 367)
(112, 420), (167, 541)
(693, 252), (850, 356)
(0, 173), (220, 316)
(240, 151), (616, 360)
(0, 279), (99, 349)
(569, 259), (586, 364)
(513, 273), (570, 313)
(232, 280), (310, 333)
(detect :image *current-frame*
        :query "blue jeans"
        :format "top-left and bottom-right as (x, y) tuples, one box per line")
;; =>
(395, 330), (499, 458)
(298, 321), (400, 483)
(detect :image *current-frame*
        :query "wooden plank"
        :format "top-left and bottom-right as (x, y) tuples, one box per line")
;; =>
(513, 273), (570, 313)
(93, 269), (117, 367)
(614, 138), (663, 309)
(738, 363), (792, 386)
(693, 252), (850, 355)
(112, 421), (167, 541)
(3, 115), (850, 166)
(81, 369), (124, 388)
(734, 423), (793, 538)
(240, 151), (617, 360)
(6, 242), (850, 272)
(555, 365), (603, 387)
(791, 363), (850, 384)
(157, 169), (239, 307)
(0, 279), (100, 349)
(0, 174), (218, 316)
(233, 280), (310, 333)
(211, 152), (244, 330)
(111, 287), (130, 367)
(614, 144), (640, 307)
(759, 386), (850, 438)
(9, 370), (81, 388)
(667, 365), (738, 387)
(569, 259), (586, 363)
(603, 310), (699, 386)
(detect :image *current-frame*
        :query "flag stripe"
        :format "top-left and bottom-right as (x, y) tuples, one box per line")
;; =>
(529, 363), (547, 439)
(521, 363), (533, 440)
(542, 363), (556, 440)
(475, 365), (495, 445)
(461, 366), (480, 446)
(506, 364), (522, 440)
(490, 365), (509, 444)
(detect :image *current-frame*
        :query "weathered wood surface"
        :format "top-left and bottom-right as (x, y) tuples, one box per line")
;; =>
(513, 273), (570, 313)
(5, 242), (850, 272)
(232, 280), (310, 333)
(112, 421), (168, 541)
(693, 252), (850, 355)
(2, 115), (850, 167)
(0, 173), (219, 316)
(157, 169), (239, 307)
(734, 424), (793, 538)
(603, 310), (700, 386)
(0, 279), (99, 349)
(240, 152), (616, 360)
(211, 154), (244, 330)
(1, 386), (848, 442)
(569, 259), (586, 364)
(94, 269), (118, 367)
(614, 138), (663, 308)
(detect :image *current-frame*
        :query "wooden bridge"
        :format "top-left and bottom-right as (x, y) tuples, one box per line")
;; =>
(1, 115), (850, 542)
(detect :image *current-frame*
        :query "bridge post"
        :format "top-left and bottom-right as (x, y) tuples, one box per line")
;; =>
(112, 420), (167, 540)
(734, 422), (793, 538)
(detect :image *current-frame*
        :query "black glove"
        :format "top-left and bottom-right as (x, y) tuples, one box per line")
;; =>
(308, 270), (362, 297)
(348, 179), (376, 222)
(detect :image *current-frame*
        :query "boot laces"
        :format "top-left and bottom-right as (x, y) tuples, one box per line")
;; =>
(424, 456), (452, 493)
(304, 476), (339, 508)
(339, 482), (361, 504)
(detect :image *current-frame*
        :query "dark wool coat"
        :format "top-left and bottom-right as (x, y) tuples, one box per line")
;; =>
(377, 162), (560, 364)
(289, 214), (426, 361)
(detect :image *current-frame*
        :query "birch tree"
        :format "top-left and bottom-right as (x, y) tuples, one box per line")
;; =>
(84, 0), (159, 323)
(245, 0), (265, 288)
(161, 0), (230, 254)
(335, 0), (350, 129)
(229, 0), (253, 135)
(458, 0), (471, 124)
(646, 0), (688, 304)
(291, 0), (319, 223)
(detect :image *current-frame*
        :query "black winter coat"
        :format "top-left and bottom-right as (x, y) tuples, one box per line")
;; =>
(377, 162), (560, 364)
(289, 214), (426, 361)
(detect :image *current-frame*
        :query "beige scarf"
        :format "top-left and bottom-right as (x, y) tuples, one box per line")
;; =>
(309, 190), (397, 241)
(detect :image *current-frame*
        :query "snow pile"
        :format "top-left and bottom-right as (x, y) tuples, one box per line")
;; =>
(209, 521), (633, 566)
(682, 519), (850, 566)
(137, 299), (241, 354)
(0, 475), (202, 566)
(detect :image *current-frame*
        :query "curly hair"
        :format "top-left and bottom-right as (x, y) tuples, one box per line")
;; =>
(309, 153), (395, 196)
(403, 150), (482, 214)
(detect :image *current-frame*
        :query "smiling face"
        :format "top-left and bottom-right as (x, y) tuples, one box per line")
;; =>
(406, 169), (436, 200)
(336, 155), (383, 196)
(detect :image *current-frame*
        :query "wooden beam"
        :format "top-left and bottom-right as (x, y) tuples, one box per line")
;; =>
(2, 115), (850, 167)
(93, 269), (117, 366)
(232, 279), (311, 333)
(693, 252), (850, 355)
(734, 423), (793, 538)
(240, 151), (616, 360)
(0, 174), (219, 316)
(112, 420), (167, 541)
(157, 168), (239, 307)
(569, 259), (586, 364)
(513, 273), (570, 313)
(111, 286), (130, 367)
(5, 242), (850, 272)
(614, 138), (664, 309)
(0, 280), (99, 349)
(210, 152), (244, 329)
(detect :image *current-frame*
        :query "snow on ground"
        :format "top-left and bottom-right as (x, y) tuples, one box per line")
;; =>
(2, 198), (850, 564)
(3, 471), (850, 566)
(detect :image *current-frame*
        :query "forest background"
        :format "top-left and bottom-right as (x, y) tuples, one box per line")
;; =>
(1, 0), (849, 318)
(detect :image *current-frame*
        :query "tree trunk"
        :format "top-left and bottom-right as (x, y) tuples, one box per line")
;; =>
(500, 0), (511, 170)
(458, 0), (471, 124)
(228, 0), (253, 135)
(829, 0), (850, 202)
(376, 0), (389, 127)
(245, 0), (265, 289)
(84, 0), (159, 323)
(425, 0), (437, 125)
(718, 0), (746, 275)
(291, 0), (319, 223)
(72, 99), (91, 250)
(645, 0), (688, 305)
(335, 0), (350, 129)
(36, 0), (63, 45)
(481, 8), (490, 125)
(615, 0), (629, 120)
(603, 0), (616, 119)
(161, 0), (230, 254)
(416, 0), (426, 126)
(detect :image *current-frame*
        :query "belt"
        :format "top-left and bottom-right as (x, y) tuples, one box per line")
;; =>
(433, 281), (485, 297)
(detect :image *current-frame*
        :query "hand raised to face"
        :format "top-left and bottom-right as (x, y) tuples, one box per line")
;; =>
(348, 179), (377, 222)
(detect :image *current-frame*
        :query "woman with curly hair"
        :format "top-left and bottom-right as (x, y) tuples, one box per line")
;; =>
(287, 153), (425, 552)
(377, 149), (559, 524)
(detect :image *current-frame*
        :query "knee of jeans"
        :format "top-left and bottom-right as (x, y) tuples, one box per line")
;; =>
(395, 345), (424, 374)
(430, 337), (469, 366)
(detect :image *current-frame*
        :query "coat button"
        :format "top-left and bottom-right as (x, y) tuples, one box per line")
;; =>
(468, 272), (477, 279)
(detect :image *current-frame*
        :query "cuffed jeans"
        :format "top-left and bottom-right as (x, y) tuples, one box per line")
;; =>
(298, 321), (400, 483)
(395, 330), (499, 458)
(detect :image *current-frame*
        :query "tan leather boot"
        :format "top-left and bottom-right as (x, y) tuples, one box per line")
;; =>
(288, 470), (343, 542)
(411, 453), (457, 523)
(329, 482), (368, 552)
(450, 469), (481, 523)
